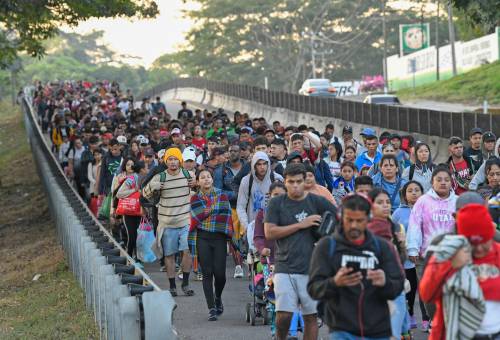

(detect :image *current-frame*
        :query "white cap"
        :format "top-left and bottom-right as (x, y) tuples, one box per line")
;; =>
(182, 147), (196, 161)
(100, 126), (107, 132)
(117, 135), (127, 144)
(139, 137), (149, 145)
(158, 149), (166, 159)
(171, 128), (182, 135)
(136, 134), (145, 141)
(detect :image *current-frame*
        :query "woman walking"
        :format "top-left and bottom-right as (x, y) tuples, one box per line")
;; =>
(402, 142), (435, 194)
(190, 169), (233, 321)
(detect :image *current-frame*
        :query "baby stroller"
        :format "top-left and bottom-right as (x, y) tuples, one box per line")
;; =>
(245, 251), (272, 326)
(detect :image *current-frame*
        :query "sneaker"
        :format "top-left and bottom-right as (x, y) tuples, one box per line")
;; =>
(160, 266), (167, 272)
(208, 308), (218, 321)
(195, 272), (203, 281)
(234, 265), (244, 278)
(215, 297), (224, 315)
(177, 268), (183, 280)
(421, 320), (430, 332)
(181, 285), (194, 296)
(409, 315), (417, 329)
(169, 288), (178, 297)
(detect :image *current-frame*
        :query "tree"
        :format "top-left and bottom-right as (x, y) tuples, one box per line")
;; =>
(164, 0), (440, 91)
(0, 0), (158, 69)
(452, 0), (500, 35)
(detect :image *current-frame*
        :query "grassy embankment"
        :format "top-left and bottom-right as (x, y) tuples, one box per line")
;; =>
(0, 100), (98, 339)
(398, 60), (500, 106)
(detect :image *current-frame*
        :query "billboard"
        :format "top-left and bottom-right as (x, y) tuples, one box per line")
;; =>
(399, 23), (430, 56)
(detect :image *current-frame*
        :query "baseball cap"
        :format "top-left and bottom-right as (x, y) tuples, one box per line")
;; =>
(482, 131), (496, 142)
(102, 132), (113, 140)
(469, 127), (483, 136)
(139, 137), (150, 146)
(342, 126), (353, 134)
(360, 127), (376, 137)
(171, 128), (182, 135)
(144, 148), (155, 157)
(241, 126), (253, 134)
(287, 151), (303, 163)
(117, 135), (127, 144)
(182, 147), (196, 162)
(100, 126), (107, 133)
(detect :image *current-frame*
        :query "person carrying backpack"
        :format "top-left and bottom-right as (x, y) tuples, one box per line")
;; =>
(307, 194), (405, 340)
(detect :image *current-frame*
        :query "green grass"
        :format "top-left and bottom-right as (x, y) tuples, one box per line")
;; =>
(0, 263), (99, 339)
(0, 100), (99, 339)
(397, 60), (500, 105)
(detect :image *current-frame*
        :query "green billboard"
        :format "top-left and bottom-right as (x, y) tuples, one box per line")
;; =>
(399, 23), (430, 56)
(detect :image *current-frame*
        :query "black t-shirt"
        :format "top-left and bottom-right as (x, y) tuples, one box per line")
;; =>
(265, 193), (337, 274)
(177, 109), (193, 120)
(464, 147), (483, 171)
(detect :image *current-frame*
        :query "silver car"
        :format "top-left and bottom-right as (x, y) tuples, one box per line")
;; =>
(363, 94), (401, 105)
(298, 79), (337, 97)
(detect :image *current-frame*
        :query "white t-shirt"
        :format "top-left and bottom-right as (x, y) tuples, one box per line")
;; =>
(477, 301), (500, 334)
(323, 157), (341, 180)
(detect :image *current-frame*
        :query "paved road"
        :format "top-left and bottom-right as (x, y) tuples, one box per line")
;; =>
(145, 100), (429, 339)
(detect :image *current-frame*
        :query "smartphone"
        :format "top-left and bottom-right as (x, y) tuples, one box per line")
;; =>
(346, 261), (365, 276)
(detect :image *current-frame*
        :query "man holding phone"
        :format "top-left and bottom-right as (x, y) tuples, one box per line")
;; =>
(307, 194), (404, 340)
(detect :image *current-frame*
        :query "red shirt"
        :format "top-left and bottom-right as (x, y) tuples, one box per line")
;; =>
(192, 137), (206, 150)
(449, 159), (470, 195)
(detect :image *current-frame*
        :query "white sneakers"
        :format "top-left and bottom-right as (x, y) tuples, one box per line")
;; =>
(234, 265), (244, 278)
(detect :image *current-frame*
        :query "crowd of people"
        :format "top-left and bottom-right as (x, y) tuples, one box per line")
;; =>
(32, 80), (500, 340)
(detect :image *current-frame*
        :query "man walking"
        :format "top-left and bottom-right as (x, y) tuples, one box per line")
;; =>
(265, 163), (337, 340)
(143, 147), (196, 297)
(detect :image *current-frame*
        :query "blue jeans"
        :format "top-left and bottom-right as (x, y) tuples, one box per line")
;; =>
(330, 331), (390, 340)
(391, 291), (407, 338)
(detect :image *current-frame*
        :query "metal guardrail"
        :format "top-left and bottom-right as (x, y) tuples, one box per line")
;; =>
(140, 78), (499, 141)
(21, 90), (177, 340)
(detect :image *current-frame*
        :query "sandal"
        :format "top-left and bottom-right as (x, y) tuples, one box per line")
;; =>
(181, 285), (194, 296)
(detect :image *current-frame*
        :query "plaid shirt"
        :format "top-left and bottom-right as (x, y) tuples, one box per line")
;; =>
(189, 188), (233, 257)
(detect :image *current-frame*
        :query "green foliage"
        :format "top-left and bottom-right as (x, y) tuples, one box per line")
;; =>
(452, 0), (500, 36)
(159, 0), (450, 91)
(398, 60), (500, 104)
(0, 0), (158, 69)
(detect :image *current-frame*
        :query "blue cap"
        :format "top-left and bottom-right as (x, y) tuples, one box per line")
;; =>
(360, 127), (376, 137)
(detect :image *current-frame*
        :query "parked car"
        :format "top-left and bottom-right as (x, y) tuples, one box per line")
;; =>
(363, 94), (401, 105)
(298, 79), (337, 96)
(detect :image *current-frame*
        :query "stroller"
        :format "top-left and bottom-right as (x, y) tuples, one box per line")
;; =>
(245, 251), (273, 326)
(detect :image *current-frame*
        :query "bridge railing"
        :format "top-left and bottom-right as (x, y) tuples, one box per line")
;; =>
(141, 78), (498, 141)
(22, 88), (177, 340)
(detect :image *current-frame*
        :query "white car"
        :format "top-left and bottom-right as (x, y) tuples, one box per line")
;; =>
(298, 79), (337, 97)
(363, 94), (401, 105)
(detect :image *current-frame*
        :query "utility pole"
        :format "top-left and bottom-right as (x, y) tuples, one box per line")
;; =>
(382, 0), (388, 93)
(310, 33), (316, 78)
(447, 0), (457, 76)
(321, 53), (326, 78)
(436, 0), (440, 80)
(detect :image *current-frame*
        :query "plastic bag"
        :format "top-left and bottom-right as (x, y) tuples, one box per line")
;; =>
(98, 194), (112, 219)
(136, 217), (157, 263)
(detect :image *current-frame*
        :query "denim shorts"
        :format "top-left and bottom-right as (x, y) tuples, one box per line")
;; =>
(161, 225), (189, 256)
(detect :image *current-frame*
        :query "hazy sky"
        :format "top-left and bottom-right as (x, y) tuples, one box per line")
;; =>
(64, 0), (196, 67)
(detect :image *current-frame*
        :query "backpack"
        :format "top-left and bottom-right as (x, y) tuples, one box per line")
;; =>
(141, 168), (191, 208)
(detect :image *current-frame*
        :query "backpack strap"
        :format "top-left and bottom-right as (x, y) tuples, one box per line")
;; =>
(409, 164), (415, 181)
(246, 175), (254, 212)
(373, 236), (381, 257)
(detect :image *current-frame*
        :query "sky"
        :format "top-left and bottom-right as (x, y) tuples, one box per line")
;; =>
(63, 0), (197, 68)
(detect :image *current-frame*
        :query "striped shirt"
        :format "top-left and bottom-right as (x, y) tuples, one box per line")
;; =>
(143, 170), (191, 228)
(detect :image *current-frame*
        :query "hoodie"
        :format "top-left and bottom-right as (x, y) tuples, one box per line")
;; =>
(469, 138), (500, 190)
(308, 230), (404, 338)
(236, 152), (283, 229)
(372, 173), (408, 213)
(406, 189), (457, 257)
